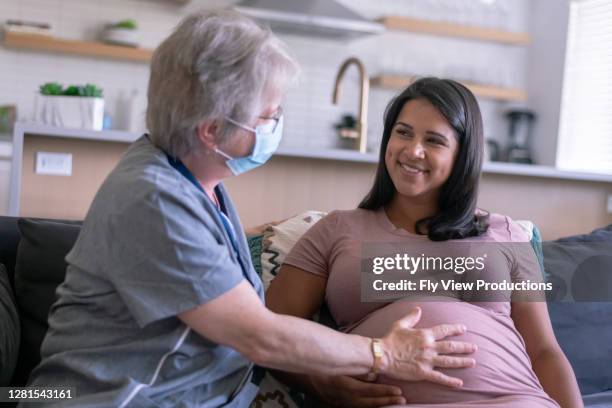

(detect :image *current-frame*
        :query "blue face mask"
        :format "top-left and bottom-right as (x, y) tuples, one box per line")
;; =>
(215, 114), (284, 176)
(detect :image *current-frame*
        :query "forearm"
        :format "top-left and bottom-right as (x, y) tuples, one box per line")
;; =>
(242, 312), (374, 377)
(532, 349), (583, 408)
(180, 282), (374, 378)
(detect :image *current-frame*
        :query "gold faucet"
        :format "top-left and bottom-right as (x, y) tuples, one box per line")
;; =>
(332, 57), (369, 153)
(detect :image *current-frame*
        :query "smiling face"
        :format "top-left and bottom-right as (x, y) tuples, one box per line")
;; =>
(385, 98), (459, 204)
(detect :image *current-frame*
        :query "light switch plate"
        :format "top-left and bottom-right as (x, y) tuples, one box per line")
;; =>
(35, 151), (72, 176)
(607, 194), (612, 214)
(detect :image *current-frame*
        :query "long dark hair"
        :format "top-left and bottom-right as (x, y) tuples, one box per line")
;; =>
(359, 77), (489, 241)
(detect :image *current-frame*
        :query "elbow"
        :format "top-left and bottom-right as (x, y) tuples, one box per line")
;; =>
(533, 344), (565, 364)
(245, 342), (274, 367)
(235, 314), (282, 368)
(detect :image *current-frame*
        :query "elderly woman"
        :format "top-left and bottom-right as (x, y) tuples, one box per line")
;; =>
(24, 11), (477, 408)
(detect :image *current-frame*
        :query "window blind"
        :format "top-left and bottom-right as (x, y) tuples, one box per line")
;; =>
(557, 0), (612, 174)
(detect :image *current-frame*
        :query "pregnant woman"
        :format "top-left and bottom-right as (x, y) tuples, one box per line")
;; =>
(266, 78), (582, 407)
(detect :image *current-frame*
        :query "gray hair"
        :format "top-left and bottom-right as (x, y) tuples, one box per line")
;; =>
(146, 9), (299, 158)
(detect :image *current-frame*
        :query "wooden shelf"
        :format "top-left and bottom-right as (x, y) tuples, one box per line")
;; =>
(2, 31), (154, 63)
(380, 16), (531, 45)
(371, 74), (527, 102)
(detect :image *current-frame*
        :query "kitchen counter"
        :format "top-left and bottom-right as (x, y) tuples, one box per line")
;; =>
(275, 145), (612, 183)
(8, 123), (612, 184)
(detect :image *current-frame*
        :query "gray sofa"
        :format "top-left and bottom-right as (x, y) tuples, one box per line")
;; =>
(1, 215), (611, 407)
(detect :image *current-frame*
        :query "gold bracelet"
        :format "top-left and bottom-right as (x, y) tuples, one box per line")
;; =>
(370, 338), (383, 379)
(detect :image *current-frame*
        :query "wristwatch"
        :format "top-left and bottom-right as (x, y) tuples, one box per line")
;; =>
(370, 338), (384, 380)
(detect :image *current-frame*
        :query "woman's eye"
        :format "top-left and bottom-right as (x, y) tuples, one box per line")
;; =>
(396, 129), (411, 137)
(428, 138), (445, 145)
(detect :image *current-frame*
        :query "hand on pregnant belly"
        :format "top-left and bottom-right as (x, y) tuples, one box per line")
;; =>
(352, 301), (559, 406)
(376, 306), (477, 388)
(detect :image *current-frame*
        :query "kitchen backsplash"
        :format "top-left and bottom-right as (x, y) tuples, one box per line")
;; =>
(0, 0), (529, 151)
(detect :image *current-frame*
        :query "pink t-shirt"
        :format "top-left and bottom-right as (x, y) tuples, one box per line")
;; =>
(284, 208), (559, 408)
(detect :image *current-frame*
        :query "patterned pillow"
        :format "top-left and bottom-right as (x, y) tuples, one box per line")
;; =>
(259, 211), (327, 291)
(250, 367), (304, 408)
(247, 234), (264, 276)
(248, 211), (327, 408)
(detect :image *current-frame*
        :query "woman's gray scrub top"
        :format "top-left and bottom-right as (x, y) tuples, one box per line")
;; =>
(24, 136), (265, 408)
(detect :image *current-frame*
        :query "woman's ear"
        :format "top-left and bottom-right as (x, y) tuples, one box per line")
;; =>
(196, 120), (221, 151)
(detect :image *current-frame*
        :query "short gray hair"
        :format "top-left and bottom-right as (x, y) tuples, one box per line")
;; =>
(146, 9), (299, 158)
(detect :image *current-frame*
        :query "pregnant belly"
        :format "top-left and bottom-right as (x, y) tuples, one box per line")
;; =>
(349, 300), (558, 407)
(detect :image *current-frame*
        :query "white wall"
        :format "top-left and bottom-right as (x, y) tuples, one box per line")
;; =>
(0, 0), (535, 154)
(526, 0), (571, 166)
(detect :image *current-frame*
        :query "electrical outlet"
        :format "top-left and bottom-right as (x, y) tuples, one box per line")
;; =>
(607, 194), (612, 214)
(35, 151), (72, 176)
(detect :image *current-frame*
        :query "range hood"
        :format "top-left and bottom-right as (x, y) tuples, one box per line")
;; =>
(234, 0), (384, 39)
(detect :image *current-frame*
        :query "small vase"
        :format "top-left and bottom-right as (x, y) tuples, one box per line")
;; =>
(102, 28), (139, 47)
(34, 95), (105, 130)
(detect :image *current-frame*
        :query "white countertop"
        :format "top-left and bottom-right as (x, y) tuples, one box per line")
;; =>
(277, 145), (612, 183)
(14, 122), (139, 144)
(8, 123), (612, 183)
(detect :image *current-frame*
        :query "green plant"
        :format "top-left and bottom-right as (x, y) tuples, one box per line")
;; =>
(63, 85), (81, 96)
(39, 82), (63, 96)
(82, 84), (103, 97)
(39, 83), (103, 97)
(110, 19), (137, 30)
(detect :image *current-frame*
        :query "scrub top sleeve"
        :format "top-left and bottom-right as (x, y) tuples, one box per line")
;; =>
(106, 189), (245, 328)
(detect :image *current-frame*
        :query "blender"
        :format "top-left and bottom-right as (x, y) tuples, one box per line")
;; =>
(505, 109), (536, 164)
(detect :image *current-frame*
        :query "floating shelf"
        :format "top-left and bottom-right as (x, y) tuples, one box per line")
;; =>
(380, 16), (531, 45)
(371, 74), (527, 102)
(2, 31), (154, 63)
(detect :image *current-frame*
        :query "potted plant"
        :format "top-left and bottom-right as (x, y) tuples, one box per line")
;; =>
(102, 19), (139, 47)
(35, 82), (105, 130)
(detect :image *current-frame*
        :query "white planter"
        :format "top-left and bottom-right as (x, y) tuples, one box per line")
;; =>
(34, 95), (105, 131)
(102, 28), (139, 47)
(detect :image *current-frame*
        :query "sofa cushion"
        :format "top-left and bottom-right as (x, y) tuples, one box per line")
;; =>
(0, 216), (21, 286)
(0, 263), (20, 386)
(12, 219), (81, 386)
(544, 224), (612, 395)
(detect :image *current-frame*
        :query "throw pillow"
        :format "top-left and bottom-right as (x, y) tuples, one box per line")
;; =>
(12, 218), (81, 386)
(248, 234), (264, 276)
(544, 224), (612, 395)
(0, 263), (20, 385)
(0, 216), (21, 284)
(260, 211), (327, 290)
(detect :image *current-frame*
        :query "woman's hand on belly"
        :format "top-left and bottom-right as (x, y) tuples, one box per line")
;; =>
(379, 307), (477, 388)
(310, 374), (406, 408)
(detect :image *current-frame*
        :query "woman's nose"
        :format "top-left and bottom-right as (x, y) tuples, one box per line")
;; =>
(403, 140), (426, 159)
